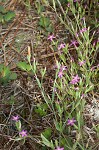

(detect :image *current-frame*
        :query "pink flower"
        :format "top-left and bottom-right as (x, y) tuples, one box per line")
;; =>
(81, 94), (85, 99)
(70, 57), (74, 62)
(58, 43), (66, 50)
(12, 115), (19, 122)
(80, 28), (87, 34)
(19, 130), (27, 137)
(93, 41), (96, 46)
(97, 30), (99, 34)
(58, 70), (63, 78)
(53, 87), (57, 92)
(97, 64), (99, 68)
(61, 65), (67, 71)
(67, 118), (76, 126)
(67, 3), (70, 7)
(58, 65), (67, 78)
(91, 66), (95, 71)
(91, 64), (99, 71)
(70, 75), (80, 85)
(48, 34), (55, 41)
(70, 40), (78, 47)
(74, 0), (79, 2)
(78, 60), (85, 66)
(55, 146), (64, 150)
(81, 17), (85, 21)
(74, 87), (79, 90)
(75, 33), (79, 37)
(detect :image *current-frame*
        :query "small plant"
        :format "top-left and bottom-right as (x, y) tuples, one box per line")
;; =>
(0, 5), (15, 24)
(0, 64), (17, 85)
(38, 15), (53, 34)
(17, 61), (32, 72)
(11, 115), (28, 144)
(1, 0), (99, 149)
(35, 103), (48, 117)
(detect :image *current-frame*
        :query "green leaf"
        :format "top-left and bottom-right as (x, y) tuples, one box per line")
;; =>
(35, 107), (46, 116)
(39, 16), (50, 28)
(0, 6), (6, 13)
(26, 64), (32, 71)
(4, 11), (15, 22)
(3, 66), (10, 77)
(0, 13), (3, 22)
(17, 61), (28, 71)
(0, 64), (4, 72)
(54, 120), (63, 132)
(40, 67), (46, 78)
(9, 95), (15, 105)
(35, 103), (48, 117)
(46, 25), (53, 32)
(41, 134), (54, 149)
(0, 65), (11, 84)
(42, 127), (52, 139)
(35, 2), (45, 14)
(15, 120), (21, 131)
(17, 61), (32, 72)
(85, 85), (94, 93)
(43, 17), (50, 27)
(36, 77), (41, 88)
(9, 73), (17, 80)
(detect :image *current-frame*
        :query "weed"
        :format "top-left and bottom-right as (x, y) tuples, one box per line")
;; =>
(0, 64), (17, 85)
(0, 5), (15, 24)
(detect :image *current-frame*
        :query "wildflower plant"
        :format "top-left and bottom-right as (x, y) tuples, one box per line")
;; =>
(10, 0), (99, 149)
(11, 115), (28, 144)
(34, 1), (98, 149)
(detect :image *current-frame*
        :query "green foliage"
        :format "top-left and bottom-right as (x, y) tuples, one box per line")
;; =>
(35, 1), (45, 14)
(5, 95), (15, 105)
(38, 15), (53, 33)
(15, 120), (22, 131)
(23, 0), (31, 10)
(42, 127), (52, 139)
(35, 103), (48, 117)
(4, 11), (15, 22)
(39, 16), (50, 28)
(41, 134), (54, 149)
(93, 124), (99, 138)
(0, 64), (17, 84)
(0, 5), (15, 23)
(17, 61), (32, 72)
(54, 120), (63, 133)
(0, 5), (6, 13)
